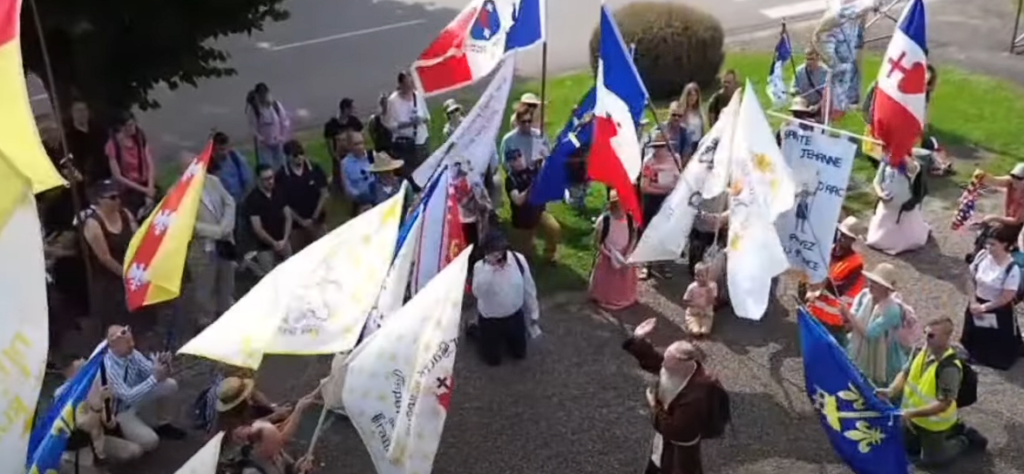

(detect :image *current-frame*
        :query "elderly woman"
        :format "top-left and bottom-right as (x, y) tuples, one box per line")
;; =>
(866, 159), (930, 255)
(839, 263), (909, 387)
(962, 223), (1024, 370)
(369, 152), (405, 205)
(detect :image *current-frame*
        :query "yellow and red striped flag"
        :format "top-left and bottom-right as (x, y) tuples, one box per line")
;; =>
(0, 0), (65, 229)
(123, 143), (212, 311)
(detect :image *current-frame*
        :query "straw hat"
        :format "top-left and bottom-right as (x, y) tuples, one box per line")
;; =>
(519, 92), (542, 105)
(1012, 163), (1024, 179)
(863, 263), (898, 291)
(837, 216), (865, 239)
(443, 99), (463, 115)
(649, 131), (669, 147)
(370, 151), (404, 173)
(789, 96), (814, 113)
(216, 377), (256, 412)
(608, 189), (620, 202)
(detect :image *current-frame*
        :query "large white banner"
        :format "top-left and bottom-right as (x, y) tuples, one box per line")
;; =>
(775, 126), (857, 283)
(0, 193), (49, 472)
(174, 431), (224, 474)
(342, 248), (471, 474)
(411, 170), (450, 294)
(412, 58), (516, 186)
(363, 213), (423, 339)
(700, 90), (741, 199)
(727, 83), (796, 320)
(178, 190), (405, 369)
(628, 118), (725, 264)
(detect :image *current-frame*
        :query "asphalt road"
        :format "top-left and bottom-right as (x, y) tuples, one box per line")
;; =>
(28, 0), (840, 156)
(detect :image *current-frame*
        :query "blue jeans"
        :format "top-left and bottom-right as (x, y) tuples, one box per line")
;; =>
(256, 142), (286, 171)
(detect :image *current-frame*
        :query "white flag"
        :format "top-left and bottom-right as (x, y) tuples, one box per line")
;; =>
(178, 189), (406, 369)
(726, 82), (797, 320)
(342, 247), (472, 474)
(412, 59), (516, 186)
(362, 212), (423, 339)
(0, 191), (49, 471)
(776, 126), (857, 283)
(174, 432), (225, 474)
(700, 90), (741, 199)
(628, 119), (725, 263)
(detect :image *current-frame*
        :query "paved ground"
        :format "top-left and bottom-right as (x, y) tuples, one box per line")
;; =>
(28, 0), (879, 157)
(53, 1), (1024, 473)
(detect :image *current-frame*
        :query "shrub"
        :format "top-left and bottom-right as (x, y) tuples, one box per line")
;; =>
(589, 2), (725, 101)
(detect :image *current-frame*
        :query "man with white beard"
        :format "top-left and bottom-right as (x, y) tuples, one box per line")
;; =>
(623, 318), (731, 474)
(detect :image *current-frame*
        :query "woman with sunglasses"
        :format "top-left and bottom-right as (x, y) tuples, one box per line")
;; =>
(81, 179), (138, 330)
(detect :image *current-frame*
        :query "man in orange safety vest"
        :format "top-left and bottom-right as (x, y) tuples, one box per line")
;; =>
(805, 216), (867, 347)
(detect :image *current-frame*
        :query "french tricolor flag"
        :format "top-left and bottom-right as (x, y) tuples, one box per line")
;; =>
(871, 0), (927, 170)
(588, 4), (648, 225)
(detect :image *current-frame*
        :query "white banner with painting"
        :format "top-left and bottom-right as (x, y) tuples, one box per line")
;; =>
(775, 126), (857, 284)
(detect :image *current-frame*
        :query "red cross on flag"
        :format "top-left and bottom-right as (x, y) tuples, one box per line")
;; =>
(871, 0), (927, 171)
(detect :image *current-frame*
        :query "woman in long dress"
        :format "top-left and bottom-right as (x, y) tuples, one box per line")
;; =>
(962, 223), (1023, 370)
(589, 191), (638, 311)
(866, 159), (930, 255)
(839, 263), (908, 387)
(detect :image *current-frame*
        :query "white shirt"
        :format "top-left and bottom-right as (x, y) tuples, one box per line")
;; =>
(472, 252), (539, 320)
(971, 251), (1020, 302)
(385, 91), (430, 145)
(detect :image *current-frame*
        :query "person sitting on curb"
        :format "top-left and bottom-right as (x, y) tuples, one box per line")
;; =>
(214, 376), (293, 447)
(102, 325), (186, 453)
(877, 317), (988, 468)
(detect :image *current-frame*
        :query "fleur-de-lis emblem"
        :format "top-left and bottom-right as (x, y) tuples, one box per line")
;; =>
(152, 209), (176, 236)
(837, 382), (867, 410)
(126, 262), (150, 292)
(843, 420), (886, 453)
(752, 153), (775, 175)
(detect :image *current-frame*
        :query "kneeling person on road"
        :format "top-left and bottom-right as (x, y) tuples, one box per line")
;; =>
(471, 231), (540, 366)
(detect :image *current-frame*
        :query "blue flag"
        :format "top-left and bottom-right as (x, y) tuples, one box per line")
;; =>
(505, 0), (545, 52)
(797, 308), (909, 474)
(530, 87), (596, 205)
(27, 344), (109, 472)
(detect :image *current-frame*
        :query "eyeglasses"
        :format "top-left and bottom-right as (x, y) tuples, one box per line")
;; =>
(101, 194), (120, 201)
(260, 175), (275, 182)
(670, 114), (683, 119)
(518, 120), (532, 126)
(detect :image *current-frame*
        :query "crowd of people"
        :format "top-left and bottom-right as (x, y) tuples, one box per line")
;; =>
(31, 43), (1020, 473)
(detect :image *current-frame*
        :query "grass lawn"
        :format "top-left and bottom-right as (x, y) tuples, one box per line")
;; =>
(203, 52), (1024, 292)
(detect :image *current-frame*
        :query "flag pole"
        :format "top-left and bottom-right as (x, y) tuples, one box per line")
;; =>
(538, 0), (549, 132)
(782, 20), (798, 78)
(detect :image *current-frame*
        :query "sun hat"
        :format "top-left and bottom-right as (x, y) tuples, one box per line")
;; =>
(369, 151), (405, 173)
(443, 99), (463, 115)
(519, 92), (542, 105)
(216, 377), (256, 412)
(863, 263), (897, 290)
(649, 131), (669, 147)
(608, 189), (620, 202)
(1011, 163), (1024, 179)
(837, 216), (865, 239)
(789, 96), (814, 113)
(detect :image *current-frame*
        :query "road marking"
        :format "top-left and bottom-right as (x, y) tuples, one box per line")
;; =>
(261, 19), (427, 52)
(760, 0), (827, 20)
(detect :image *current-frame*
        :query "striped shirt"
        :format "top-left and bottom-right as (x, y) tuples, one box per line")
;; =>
(103, 350), (157, 413)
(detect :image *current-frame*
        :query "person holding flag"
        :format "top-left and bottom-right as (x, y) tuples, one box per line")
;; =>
(82, 179), (138, 329)
(871, 0), (928, 170)
(588, 3), (649, 233)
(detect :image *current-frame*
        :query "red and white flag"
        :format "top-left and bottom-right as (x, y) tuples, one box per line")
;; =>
(871, 0), (927, 170)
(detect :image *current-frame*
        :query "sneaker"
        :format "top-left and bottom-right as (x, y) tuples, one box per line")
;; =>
(963, 427), (988, 452)
(154, 423), (187, 440)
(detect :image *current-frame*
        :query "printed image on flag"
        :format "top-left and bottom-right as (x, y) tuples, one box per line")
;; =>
(123, 143), (213, 311)
(871, 0), (928, 170)
(27, 344), (108, 473)
(412, 167), (466, 294)
(412, 0), (544, 96)
(798, 308), (909, 474)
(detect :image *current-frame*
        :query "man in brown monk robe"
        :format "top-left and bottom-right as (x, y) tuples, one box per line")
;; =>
(623, 318), (725, 474)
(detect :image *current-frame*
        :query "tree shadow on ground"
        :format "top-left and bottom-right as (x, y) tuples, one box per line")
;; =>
(894, 236), (973, 291)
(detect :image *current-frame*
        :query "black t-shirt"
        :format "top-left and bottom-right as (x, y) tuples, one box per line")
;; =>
(66, 123), (111, 183)
(707, 89), (731, 126)
(323, 115), (365, 141)
(244, 188), (289, 246)
(368, 115), (393, 153)
(276, 162), (328, 221)
(506, 167), (544, 229)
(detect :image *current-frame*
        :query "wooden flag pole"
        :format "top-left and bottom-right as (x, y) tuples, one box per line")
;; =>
(538, 0), (550, 131)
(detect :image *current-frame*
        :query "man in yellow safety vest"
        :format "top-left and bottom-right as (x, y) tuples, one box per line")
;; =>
(877, 317), (987, 467)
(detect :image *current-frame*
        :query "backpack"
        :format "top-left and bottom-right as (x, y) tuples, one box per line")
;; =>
(891, 293), (923, 350)
(192, 382), (219, 433)
(975, 250), (1024, 305)
(938, 353), (979, 408)
(599, 213), (636, 246)
(897, 169), (928, 220)
(702, 377), (732, 439)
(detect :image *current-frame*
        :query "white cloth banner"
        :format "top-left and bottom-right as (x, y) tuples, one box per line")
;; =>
(363, 213), (423, 339)
(174, 431), (224, 474)
(775, 126), (857, 283)
(342, 247), (472, 474)
(700, 90), (741, 199)
(412, 59), (516, 186)
(726, 82), (797, 320)
(412, 170), (450, 294)
(178, 189), (405, 369)
(0, 193), (49, 472)
(628, 119), (726, 263)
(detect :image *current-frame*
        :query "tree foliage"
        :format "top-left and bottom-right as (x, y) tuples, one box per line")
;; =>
(19, 0), (289, 117)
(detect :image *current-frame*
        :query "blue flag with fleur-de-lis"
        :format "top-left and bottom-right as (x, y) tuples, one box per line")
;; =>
(797, 308), (909, 474)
